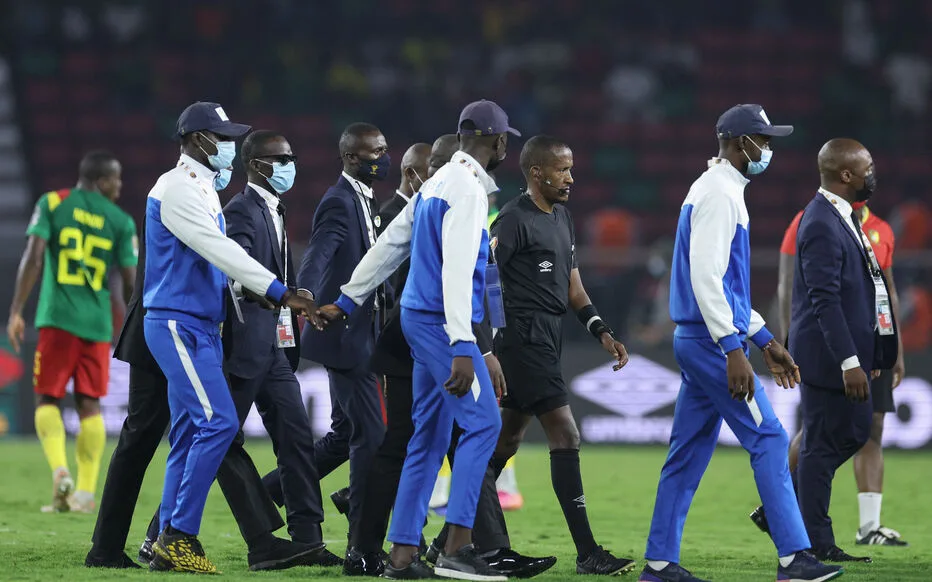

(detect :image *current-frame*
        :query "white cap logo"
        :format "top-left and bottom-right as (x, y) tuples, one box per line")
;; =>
(215, 106), (229, 121)
(758, 108), (772, 126)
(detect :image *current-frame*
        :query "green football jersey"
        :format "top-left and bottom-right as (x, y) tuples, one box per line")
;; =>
(26, 188), (138, 342)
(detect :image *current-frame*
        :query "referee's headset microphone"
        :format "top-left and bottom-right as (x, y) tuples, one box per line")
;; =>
(541, 179), (570, 195)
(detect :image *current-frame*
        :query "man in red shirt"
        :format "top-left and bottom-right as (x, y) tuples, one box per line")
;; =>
(756, 203), (907, 547)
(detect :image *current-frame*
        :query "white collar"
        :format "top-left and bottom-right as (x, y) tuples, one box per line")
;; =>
(818, 187), (854, 219)
(342, 171), (374, 199)
(247, 182), (280, 209)
(395, 189), (411, 202)
(178, 153), (216, 183)
(707, 157), (750, 186)
(451, 151), (499, 194)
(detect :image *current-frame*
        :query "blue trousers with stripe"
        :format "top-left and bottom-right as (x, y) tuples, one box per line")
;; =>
(389, 309), (502, 546)
(144, 316), (238, 535)
(644, 334), (810, 562)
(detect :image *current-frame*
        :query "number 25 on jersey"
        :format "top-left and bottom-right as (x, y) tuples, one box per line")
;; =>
(57, 226), (112, 291)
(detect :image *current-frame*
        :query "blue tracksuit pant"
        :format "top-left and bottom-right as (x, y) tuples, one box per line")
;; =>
(645, 333), (811, 562)
(389, 309), (502, 546)
(144, 316), (238, 535)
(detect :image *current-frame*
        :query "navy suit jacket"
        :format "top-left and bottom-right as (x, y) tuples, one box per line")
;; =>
(222, 185), (300, 378)
(298, 175), (379, 370)
(789, 194), (898, 391)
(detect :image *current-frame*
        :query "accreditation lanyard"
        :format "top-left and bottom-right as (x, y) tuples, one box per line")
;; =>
(854, 223), (894, 336)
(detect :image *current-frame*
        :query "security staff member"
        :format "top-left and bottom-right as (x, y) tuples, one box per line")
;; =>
(85, 103), (319, 572)
(344, 141), (555, 579)
(142, 102), (319, 573)
(488, 135), (635, 576)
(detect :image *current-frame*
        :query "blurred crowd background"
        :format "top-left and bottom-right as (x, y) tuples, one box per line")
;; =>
(0, 0), (930, 437)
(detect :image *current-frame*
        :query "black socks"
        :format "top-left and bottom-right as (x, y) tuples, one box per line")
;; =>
(550, 448), (597, 559)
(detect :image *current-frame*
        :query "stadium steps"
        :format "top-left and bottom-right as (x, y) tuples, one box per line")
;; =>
(0, 57), (30, 260)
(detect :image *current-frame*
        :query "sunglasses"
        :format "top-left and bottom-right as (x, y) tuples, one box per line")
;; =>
(256, 154), (297, 165)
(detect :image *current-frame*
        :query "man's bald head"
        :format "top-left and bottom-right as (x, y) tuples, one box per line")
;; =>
(400, 143), (431, 195)
(428, 134), (459, 178)
(817, 138), (875, 202)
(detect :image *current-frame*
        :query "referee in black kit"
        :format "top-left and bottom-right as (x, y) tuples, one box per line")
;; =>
(488, 135), (635, 576)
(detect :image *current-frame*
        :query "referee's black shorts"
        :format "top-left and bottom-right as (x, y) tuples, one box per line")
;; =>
(495, 312), (569, 417)
(871, 368), (896, 414)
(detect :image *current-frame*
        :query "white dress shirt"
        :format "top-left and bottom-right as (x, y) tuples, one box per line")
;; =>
(818, 186), (865, 372)
(818, 187), (861, 240)
(395, 189), (411, 203)
(248, 181), (283, 249)
(342, 171), (377, 246)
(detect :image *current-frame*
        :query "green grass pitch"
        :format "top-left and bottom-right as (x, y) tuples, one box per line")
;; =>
(0, 441), (929, 580)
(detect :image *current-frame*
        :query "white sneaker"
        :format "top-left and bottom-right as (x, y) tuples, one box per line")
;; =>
(41, 468), (74, 513)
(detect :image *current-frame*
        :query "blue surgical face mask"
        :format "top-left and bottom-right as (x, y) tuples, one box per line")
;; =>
(743, 135), (772, 175)
(199, 132), (236, 171)
(214, 168), (232, 191)
(259, 160), (296, 194)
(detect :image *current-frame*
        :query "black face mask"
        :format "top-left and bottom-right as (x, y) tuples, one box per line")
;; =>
(855, 172), (876, 202)
(486, 141), (505, 172)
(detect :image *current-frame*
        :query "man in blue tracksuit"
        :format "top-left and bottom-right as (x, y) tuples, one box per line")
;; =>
(320, 100), (518, 581)
(638, 105), (842, 582)
(142, 102), (317, 573)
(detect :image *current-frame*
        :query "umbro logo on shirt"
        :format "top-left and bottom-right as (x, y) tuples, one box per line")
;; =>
(539, 260), (553, 272)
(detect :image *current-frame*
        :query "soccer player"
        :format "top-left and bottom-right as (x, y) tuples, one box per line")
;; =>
(486, 135), (633, 576)
(142, 102), (318, 573)
(639, 104), (841, 582)
(749, 198), (907, 548)
(7, 150), (137, 514)
(320, 99), (517, 580)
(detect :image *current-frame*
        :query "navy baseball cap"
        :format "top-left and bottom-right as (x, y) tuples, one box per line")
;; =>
(715, 104), (793, 139)
(176, 101), (251, 139)
(458, 100), (521, 137)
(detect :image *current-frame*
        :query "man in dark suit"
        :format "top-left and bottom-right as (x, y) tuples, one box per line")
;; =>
(790, 138), (898, 563)
(84, 110), (320, 572)
(296, 122), (390, 541)
(219, 130), (338, 565)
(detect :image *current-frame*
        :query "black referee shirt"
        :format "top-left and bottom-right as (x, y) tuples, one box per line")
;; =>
(490, 193), (577, 319)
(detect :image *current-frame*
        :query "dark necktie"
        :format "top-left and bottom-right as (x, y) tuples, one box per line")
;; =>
(277, 201), (288, 276)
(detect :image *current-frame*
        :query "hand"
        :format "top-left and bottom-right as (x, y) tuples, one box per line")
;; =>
(316, 304), (347, 323)
(444, 356), (475, 397)
(243, 288), (275, 310)
(600, 333), (629, 371)
(892, 355), (905, 388)
(761, 341), (801, 389)
(871, 369), (881, 379)
(484, 353), (507, 399)
(726, 349), (756, 401)
(843, 367), (870, 402)
(283, 293), (325, 331)
(6, 312), (24, 353)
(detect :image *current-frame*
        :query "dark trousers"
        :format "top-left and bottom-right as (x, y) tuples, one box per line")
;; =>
(797, 382), (872, 550)
(354, 374), (510, 553)
(89, 367), (284, 560)
(229, 350), (324, 543)
(266, 362), (386, 536)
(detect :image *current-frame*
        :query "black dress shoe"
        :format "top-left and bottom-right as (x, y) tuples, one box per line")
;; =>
(331, 487), (351, 515)
(248, 538), (326, 571)
(84, 551), (142, 569)
(484, 548), (557, 578)
(811, 545), (872, 563)
(343, 546), (385, 577)
(138, 537), (155, 564)
(750, 505), (771, 535)
(301, 547), (344, 567)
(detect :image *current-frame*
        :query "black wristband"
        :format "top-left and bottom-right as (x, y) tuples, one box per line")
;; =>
(576, 304), (613, 340)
